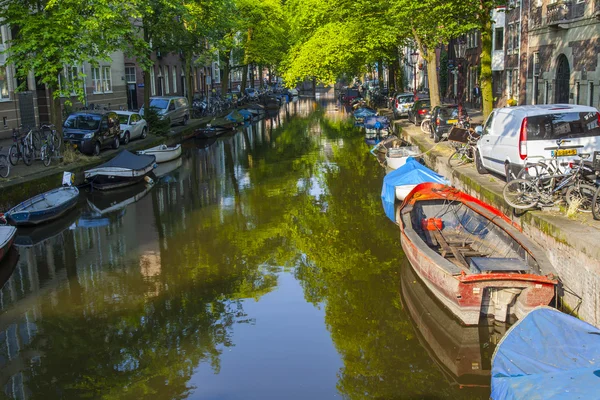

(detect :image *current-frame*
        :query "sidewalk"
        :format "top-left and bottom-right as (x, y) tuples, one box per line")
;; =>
(0, 116), (211, 209)
(391, 114), (600, 326)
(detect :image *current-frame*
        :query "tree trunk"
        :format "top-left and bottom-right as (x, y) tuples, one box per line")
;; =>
(48, 86), (63, 136)
(250, 65), (255, 89)
(144, 69), (151, 109)
(388, 62), (395, 92)
(312, 77), (316, 96)
(221, 52), (230, 96)
(185, 54), (194, 105)
(258, 64), (263, 88)
(395, 57), (404, 92)
(480, 15), (493, 119)
(424, 51), (441, 108)
(241, 64), (248, 92)
(378, 58), (384, 89)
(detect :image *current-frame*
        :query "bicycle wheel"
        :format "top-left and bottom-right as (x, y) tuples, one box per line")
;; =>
(592, 186), (600, 220)
(448, 149), (468, 168)
(42, 145), (52, 167)
(8, 144), (19, 166)
(0, 154), (10, 178)
(22, 144), (33, 166)
(420, 119), (430, 134)
(565, 184), (595, 213)
(503, 179), (539, 210)
(32, 129), (43, 151)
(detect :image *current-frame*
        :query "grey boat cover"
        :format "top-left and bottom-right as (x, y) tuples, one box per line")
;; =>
(92, 150), (155, 171)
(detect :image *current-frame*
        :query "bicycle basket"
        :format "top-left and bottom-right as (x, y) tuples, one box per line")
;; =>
(447, 126), (478, 143)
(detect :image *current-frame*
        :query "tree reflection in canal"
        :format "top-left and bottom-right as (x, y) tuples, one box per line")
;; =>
(0, 96), (488, 399)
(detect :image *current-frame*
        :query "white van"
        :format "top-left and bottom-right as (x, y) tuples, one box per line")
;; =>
(475, 104), (600, 179)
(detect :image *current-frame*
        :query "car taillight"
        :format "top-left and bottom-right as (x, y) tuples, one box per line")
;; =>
(519, 117), (528, 160)
(597, 112), (600, 128)
(395, 100), (399, 108)
(418, 109), (427, 115)
(568, 161), (575, 169)
(436, 118), (440, 126)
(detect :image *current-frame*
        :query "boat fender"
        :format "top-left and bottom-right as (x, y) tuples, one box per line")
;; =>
(421, 218), (443, 231)
(144, 176), (154, 185)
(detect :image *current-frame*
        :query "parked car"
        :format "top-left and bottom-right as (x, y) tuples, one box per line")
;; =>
(140, 96), (189, 126)
(393, 93), (415, 119)
(408, 98), (431, 125)
(475, 104), (600, 179)
(342, 88), (360, 104)
(63, 111), (120, 156)
(429, 104), (465, 143)
(115, 111), (148, 144)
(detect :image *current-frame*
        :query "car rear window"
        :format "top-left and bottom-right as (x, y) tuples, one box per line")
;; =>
(418, 100), (431, 108)
(438, 107), (459, 119)
(397, 95), (414, 104)
(347, 89), (359, 97)
(64, 114), (102, 130)
(527, 112), (600, 140)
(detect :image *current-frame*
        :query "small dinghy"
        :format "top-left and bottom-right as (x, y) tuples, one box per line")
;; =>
(3, 186), (79, 226)
(225, 110), (244, 124)
(364, 116), (390, 134)
(491, 307), (600, 399)
(237, 109), (253, 121)
(353, 107), (377, 125)
(381, 158), (448, 221)
(0, 226), (17, 262)
(137, 144), (181, 163)
(371, 136), (415, 168)
(85, 150), (155, 190)
(397, 183), (557, 325)
(386, 146), (420, 170)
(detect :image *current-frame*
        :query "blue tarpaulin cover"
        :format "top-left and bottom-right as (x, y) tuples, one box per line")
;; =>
(353, 108), (377, 118)
(380, 157), (448, 222)
(364, 116), (390, 129)
(491, 306), (600, 400)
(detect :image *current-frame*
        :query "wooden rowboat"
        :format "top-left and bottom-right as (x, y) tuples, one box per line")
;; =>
(0, 226), (17, 262)
(137, 144), (182, 163)
(396, 182), (557, 325)
(3, 187), (79, 226)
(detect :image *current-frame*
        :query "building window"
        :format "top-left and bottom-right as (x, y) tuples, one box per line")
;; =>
(102, 66), (112, 93)
(150, 67), (156, 96)
(589, 82), (595, 107)
(92, 67), (102, 93)
(494, 28), (504, 51)
(513, 22), (520, 51)
(0, 66), (9, 100)
(165, 66), (170, 94)
(507, 25), (513, 52)
(172, 66), (177, 93)
(533, 52), (540, 76)
(512, 69), (518, 97)
(125, 66), (136, 83)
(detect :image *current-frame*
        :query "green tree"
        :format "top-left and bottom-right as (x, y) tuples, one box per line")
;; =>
(0, 0), (142, 131)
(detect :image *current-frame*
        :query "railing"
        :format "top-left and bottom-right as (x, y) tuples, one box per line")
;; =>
(547, 0), (572, 24)
(546, 0), (585, 25)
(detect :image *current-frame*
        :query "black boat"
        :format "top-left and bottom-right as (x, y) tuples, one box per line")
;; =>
(84, 150), (156, 190)
(85, 181), (155, 216)
(13, 207), (81, 248)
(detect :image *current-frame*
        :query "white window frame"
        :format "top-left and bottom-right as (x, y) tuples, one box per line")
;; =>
(125, 66), (136, 83)
(165, 66), (170, 94)
(150, 67), (156, 96)
(172, 66), (177, 93)
(92, 67), (102, 94)
(102, 66), (112, 93)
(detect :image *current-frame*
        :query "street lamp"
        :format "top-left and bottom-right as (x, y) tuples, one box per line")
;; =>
(408, 51), (419, 97)
(453, 38), (466, 104)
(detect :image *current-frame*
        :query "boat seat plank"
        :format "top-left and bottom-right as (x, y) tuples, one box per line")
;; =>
(432, 231), (452, 258)
(422, 230), (438, 246)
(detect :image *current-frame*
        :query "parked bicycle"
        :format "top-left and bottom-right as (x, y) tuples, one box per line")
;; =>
(447, 126), (480, 168)
(420, 112), (432, 134)
(503, 150), (595, 212)
(9, 127), (33, 166)
(39, 124), (61, 167)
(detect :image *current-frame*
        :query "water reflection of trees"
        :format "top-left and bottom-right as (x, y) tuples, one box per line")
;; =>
(291, 125), (488, 399)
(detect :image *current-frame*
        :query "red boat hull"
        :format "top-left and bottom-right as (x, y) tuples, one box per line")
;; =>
(398, 183), (557, 325)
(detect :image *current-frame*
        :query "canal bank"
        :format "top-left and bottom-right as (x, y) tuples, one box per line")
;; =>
(394, 118), (600, 326)
(0, 118), (210, 211)
(0, 97), (493, 399)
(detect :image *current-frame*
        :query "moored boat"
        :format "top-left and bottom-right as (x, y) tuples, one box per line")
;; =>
(491, 307), (600, 399)
(13, 208), (81, 248)
(397, 183), (557, 325)
(386, 146), (420, 170)
(0, 226), (17, 262)
(86, 181), (155, 216)
(137, 144), (181, 163)
(84, 150), (155, 190)
(3, 187), (79, 226)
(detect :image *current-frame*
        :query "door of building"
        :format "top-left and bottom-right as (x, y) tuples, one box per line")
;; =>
(555, 55), (570, 104)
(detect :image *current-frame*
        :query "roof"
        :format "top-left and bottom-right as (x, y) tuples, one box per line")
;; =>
(113, 111), (139, 115)
(90, 150), (155, 171)
(497, 104), (598, 117)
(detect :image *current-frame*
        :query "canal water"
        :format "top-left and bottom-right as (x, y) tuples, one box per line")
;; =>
(0, 94), (496, 399)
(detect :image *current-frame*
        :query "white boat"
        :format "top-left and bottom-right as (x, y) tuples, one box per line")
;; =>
(386, 146), (419, 170)
(137, 144), (182, 163)
(0, 226), (17, 262)
(85, 150), (156, 190)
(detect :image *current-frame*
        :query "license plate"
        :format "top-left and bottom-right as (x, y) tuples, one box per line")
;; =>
(447, 119), (458, 124)
(553, 149), (577, 157)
